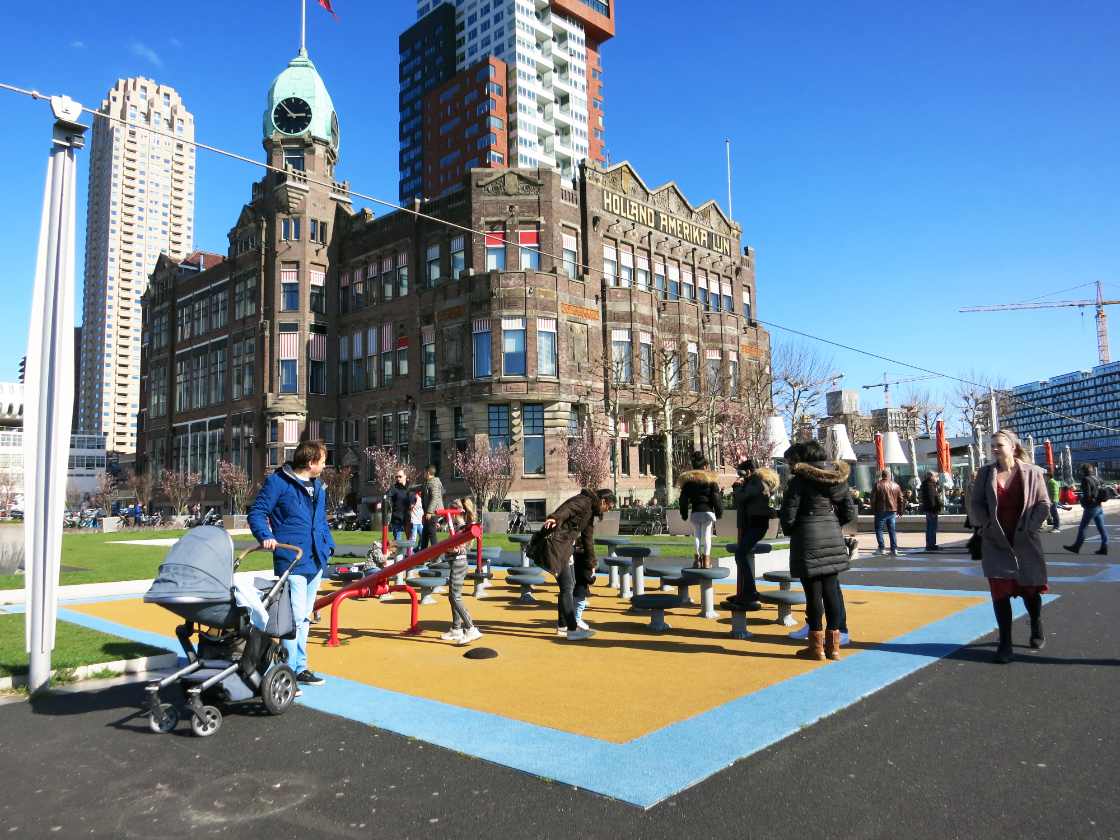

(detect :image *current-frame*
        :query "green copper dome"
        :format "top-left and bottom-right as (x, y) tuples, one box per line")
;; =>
(263, 48), (339, 152)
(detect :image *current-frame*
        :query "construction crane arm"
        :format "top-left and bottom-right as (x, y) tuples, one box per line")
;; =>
(960, 299), (1120, 312)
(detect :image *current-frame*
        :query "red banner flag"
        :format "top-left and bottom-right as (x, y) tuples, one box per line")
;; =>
(318, 0), (338, 18)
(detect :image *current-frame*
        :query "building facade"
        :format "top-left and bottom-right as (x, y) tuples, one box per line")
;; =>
(78, 78), (196, 455)
(400, 0), (614, 201)
(1005, 362), (1120, 468)
(138, 43), (767, 515)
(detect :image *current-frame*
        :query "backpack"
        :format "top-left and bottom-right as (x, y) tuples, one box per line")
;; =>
(1098, 484), (1117, 504)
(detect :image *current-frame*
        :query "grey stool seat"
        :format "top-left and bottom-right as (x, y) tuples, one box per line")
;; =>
(763, 570), (792, 584)
(481, 546), (503, 562)
(758, 588), (806, 627)
(726, 542), (774, 555)
(661, 575), (695, 607)
(605, 556), (634, 599)
(630, 593), (679, 632)
(616, 545), (653, 597)
(410, 575), (447, 605)
(604, 557), (633, 569)
(508, 534), (533, 544)
(506, 571), (546, 605)
(616, 546), (652, 559)
(681, 567), (730, 618)
(418, 567), (445, 578)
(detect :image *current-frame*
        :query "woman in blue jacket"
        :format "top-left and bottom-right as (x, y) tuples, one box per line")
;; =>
(248, 440), (336, 688)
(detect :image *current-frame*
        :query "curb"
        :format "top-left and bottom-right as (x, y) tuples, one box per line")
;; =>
(0, 652), (177, 690)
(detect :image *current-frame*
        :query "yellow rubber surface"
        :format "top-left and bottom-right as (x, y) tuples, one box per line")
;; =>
(71, 578), (983, 743)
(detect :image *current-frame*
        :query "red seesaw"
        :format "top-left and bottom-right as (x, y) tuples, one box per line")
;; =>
(313, 523), (483, 646)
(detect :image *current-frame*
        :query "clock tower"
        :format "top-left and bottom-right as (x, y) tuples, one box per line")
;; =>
(263, 46), (341, 179)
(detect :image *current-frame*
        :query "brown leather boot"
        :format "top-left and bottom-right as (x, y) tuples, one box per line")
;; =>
(796, 630), (826, 661)
(824, 630), (842, 660)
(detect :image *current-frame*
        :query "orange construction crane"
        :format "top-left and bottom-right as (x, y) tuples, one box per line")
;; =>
(960, 280), (1119, 364)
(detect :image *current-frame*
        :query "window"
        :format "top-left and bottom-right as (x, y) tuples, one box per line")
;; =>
(698, 275), (709, 310)
(667, 349), (681, 391)
(706, 351), (722, 394)
(485, 229), (505, 270)
(310, 268), (326, 313)
(381, 256), (395, 301)
(688, 343), (700, 392)
(381, 324), (394, 386)
(426, 242), (441, 286)
(281, 283), (298, 311)
(397, 338), (409, 378)
(473, 319), (492, 378)
(488, 404), (510, 450)
(338, 271), (351, 315)
(668, 264), (680, 300)
(567, 406), (582, 474)
(309, 330), (326, 394)
(536, 318), (557, 377)
(279, 359), (297, 393)
(722, 282), (734, 314)
(729, 353), (740, 398)
(450, 235), (466, 277)
(422, 327), (436, 388)
(397, 250), (409, 296)
(682, 268), (695, 302)
(654, 261), (667, 299)
(281, 217), (301, 241)
(502, 318), (526, 376)
(337, 335), (350, 396)
(523, 404), (545, 474)
(398, 411), (411, 462)
(365, 326), (378, 390)
(382, 414), (394, 448)
(639, 334), (653, 385)
(428, 410), (441, 472)
(603, 244), (617, 286)
(618, 248), (634, 287)
(518, 229), (540, 270)
(352, 332), (365, 392)
(612, 329), (632, 383)
(562, 232), (578, 279)
(743, 288), (752, 320)
(636, 254), (650, 289)
(284, 147), (304, 171)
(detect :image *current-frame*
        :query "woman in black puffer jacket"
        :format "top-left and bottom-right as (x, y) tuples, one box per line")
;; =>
(678, 452), (723, 569)
(779, 440), (857, 661)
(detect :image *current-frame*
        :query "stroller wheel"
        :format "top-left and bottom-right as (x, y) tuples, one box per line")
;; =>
(149, 703), (179, 734)
(261, 664), (297, 715)
(190, 705), (222, 737)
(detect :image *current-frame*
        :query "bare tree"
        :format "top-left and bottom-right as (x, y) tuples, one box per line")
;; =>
(320, 465), (355, 511)
(125, 468), (155, 510)
(771, 340), (842, 439)
(65, 480), (84, 511)
(952, 370), (1011, 445)
(644, 344), (706, 503)
(217, 460), (256, 514)
(899, 387), (945, 438)
(0, 471), (20, 515)
(160, 470), (200, 515)
(91, 471), (117, 512)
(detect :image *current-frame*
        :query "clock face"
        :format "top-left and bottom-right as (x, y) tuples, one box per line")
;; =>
(273, 97), (312, 134)
(330, 111), (340, 149)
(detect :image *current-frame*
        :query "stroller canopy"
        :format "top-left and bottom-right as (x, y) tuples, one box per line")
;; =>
(144, 526), (236, 605)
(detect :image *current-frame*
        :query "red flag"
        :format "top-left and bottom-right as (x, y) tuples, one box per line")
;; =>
(318, 0), (338, 18)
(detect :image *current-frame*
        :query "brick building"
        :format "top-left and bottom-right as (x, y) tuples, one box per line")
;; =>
(138, 44), (769, 516)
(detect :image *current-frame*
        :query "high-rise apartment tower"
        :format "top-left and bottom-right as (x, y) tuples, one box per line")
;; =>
(78, 78), (196, 453)
(399, 0), (614, 202)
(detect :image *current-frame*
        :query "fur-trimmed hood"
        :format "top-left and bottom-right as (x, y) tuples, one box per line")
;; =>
(755, 467), (780, 494)
(678, 469), (720, 486)
(792, 460), (850, 486)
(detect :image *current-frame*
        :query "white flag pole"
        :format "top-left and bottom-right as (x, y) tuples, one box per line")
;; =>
(24, 96), (86, 695)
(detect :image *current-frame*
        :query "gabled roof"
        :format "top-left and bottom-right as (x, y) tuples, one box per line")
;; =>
(180, 251), (225, 271)
(600, 161), (739, 232)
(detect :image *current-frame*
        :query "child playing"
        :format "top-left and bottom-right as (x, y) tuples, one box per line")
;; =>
(441, 497), (482, 645)
(366, 538), (396, 571)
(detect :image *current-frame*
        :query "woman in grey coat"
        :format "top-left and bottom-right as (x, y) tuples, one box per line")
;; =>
(968, 429), (1051, 663)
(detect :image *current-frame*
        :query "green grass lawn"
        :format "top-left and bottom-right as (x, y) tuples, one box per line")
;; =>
(0, 527), (781, 591)
(0, 612), (169, 677)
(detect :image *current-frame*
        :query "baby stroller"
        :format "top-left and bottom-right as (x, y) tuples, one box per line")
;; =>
(142, 526), (302, 737)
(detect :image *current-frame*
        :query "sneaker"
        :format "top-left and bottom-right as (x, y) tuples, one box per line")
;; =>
(1049, 527), (1062, 534)
(457, 626), (483, 645)
(310, 611), (322, 625)
(872, 548), (885, 556)
(566, 628), (596, 641)
(440, 628), (464, 642)
(296, 670), (325, 686)
(889, 549), (900, 557)
(576, 619), (590, 631)
(555, 626), (567, 636)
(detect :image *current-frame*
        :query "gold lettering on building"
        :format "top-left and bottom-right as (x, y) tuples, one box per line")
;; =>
(561, 302), (600, 321)
(604, 188), (732, 257)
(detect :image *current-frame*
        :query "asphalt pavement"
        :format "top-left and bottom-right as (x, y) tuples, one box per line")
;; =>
(1, 517), (1118, 839)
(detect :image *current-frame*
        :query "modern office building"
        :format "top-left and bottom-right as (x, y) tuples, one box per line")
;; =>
(1005, 362), (1120, 467)
(78, 77), (196, 455)
(399, 0), (614, 202)
(137, 38), (767, 514)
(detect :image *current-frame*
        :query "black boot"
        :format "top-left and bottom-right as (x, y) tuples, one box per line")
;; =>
(1025, 593), (1045, 650)
(1062, 544), (1080, 554)
(1095, 545), (1108, 556)
(992, 597), (1013, 663)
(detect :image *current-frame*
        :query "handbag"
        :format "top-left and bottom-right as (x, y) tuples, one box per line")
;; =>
(967, 529), (983, 561)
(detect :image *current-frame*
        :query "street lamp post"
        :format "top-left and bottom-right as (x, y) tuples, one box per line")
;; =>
(24, 96), (86, 695)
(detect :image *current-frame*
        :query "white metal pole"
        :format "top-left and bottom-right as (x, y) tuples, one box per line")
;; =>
(25, 97), (86, 695)
(301, 0), (307, 53)
(989, 387), (1000, 433)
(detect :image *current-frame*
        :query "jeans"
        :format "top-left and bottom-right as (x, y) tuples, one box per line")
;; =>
(734, 525), (767, 600)
(283, 570), (322, 675)
(1048, 503), (1061, 529)
(555, 561), (578, 631)
(1072, 506), (1107, 549)
(925, 513), (939, 549)
(874, 512), (898, 551)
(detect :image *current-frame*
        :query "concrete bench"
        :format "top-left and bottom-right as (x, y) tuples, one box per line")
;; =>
(411, 574), (447, 605)
(757, 589), (805, 627)
(660, 575), (694, 606)
(467, 569), (494, 598)
(506, 570), (546, 605)
(604, 556), (634, 600)
(596, 537), (631, 588)
(725, 600), (766, 640)
(508, 534), (533, 568)
(681, 567), (731, 619)
(630, 593), (679, 632)
(616, 545), (653, 596)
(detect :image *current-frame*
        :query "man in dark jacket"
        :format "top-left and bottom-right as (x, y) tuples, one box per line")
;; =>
(386, 469), (412, 543)
(248, 440), (336, 688)
(871, 469), (905, 556)
(540, 488), (616, 640)
(1064, 464), (1109, 555)
(919, 471), (944, 551)
(725, 459), (779, 608)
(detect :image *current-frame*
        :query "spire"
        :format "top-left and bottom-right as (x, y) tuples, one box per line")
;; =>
(299, 0), (307, 56)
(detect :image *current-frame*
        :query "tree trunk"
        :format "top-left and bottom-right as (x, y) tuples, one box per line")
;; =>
(662, 403), (676, 505)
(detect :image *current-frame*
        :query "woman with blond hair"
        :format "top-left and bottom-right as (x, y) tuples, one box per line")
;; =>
(968, 429), (1052, 663)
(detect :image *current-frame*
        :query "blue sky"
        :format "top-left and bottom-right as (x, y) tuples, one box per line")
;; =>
(1, 1), (1117, 430)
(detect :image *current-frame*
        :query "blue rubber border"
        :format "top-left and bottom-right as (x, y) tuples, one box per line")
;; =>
(50, 587), (1057, 809)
